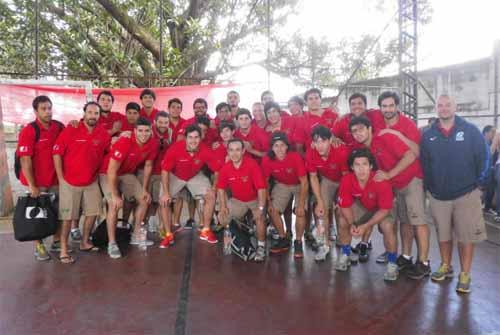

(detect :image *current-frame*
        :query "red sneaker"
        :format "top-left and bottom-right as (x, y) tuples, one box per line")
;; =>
(159, 233), (174, 248)
(199, 229), (218, 244)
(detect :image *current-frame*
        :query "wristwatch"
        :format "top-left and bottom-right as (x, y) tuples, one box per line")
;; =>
(258, 206), (264, 211)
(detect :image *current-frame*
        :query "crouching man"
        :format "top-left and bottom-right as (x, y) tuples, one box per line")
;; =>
(336, 149), (399, 281)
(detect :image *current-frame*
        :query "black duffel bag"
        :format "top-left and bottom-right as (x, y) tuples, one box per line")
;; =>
(13, 193), (58, 242)
(229, 219), (257, 261)
(91, 219), (132, 251)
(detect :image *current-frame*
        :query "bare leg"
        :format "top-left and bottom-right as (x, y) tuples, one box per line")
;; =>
(80, 216), (97, 249)
(457, 242), (474, 273)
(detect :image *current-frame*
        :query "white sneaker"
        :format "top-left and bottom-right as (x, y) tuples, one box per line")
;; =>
(384, 262), (399, 281)
(336, 253), (351, 271)
(314, 245), (330, 262)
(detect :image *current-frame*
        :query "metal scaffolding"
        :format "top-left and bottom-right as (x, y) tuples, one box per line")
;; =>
(398, 0), (418, 120)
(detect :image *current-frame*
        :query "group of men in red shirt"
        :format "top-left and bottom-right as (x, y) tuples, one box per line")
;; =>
(18, 87), (479, 289)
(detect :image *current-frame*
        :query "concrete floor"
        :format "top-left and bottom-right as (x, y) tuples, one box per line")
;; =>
(0, 221), (499, 335)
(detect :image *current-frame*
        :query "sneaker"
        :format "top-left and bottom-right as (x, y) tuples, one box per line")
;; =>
(350, 253), (359, 264)
(456, 272), (471, 294)
(199, 229), (218, 244)
(70, 228), (82, 241)
(376, 251), (388, 264)
(335, 253), (351, 271)
(34, 242), (51, 261)
(484, 208), (496, 215)
(270, 238), (290, 254)
(107, 243), (122, 259)
(159, 234), (174, 249)
(329, 225), (337, 241)
(314, 245), (330, 262)
(304, 231), (315, 244)
(384, 262), (399, 281)
(431, 263), (454, 282)
(406, 261), (431, 280)
(254, 245), (266, 262)
(367, 240), (373, 250)
(130, 238), (154, 246)
(396, 255), (413, 271)
(293, 240), (304, 259)
(184, 219), (195, 230)
(359, 243), (369, 263)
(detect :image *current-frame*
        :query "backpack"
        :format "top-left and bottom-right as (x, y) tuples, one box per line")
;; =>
(15, 120), (64, 179)
(229, 216), (257, 262)
(91, 219), (132, 252)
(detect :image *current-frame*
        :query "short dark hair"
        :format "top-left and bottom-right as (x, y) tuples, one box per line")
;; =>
(83, 101), (101, 113)
(304, 88), (322, 101)
(32, 95), (52, 110)
(193, 98), (208, 108)
(136, 117), (152, 127)
(97, 90), (114, 103)
(348, 148), (377, 171)
(288, 95), (304, 107)
(261, 90), (273, 101)
(349, 116), (372, 133)
(227, 138), (244, 149)
(140, 88), (156, 100)
(311, 125), (332, 141)
(227, 90), (239, 97)
(236, 108), (252, 120)
(195, 115), (211, 128)
(168, 98), (182, 108)
(184, 124), (202, 137)
(264, 101), (280, 118)
(378, 91), (400, 107)
(219, 121), (235, 133)
(155, 110), (169, 121)
(348, 93), (367, 106)
(483, 125), (494, 135)
(216, 102), (230, 114)
(125, 102), (140, 112)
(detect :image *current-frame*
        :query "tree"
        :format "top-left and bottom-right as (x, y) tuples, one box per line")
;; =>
(0, 0), (298, 87)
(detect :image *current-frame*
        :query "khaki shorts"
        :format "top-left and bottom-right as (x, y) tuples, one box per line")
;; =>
(394, 177), (426, 226)
(137, 170), (161, 203)
(351, 200), (395, 226)
(428, 189), (487, 243)
(163, 172), (211, 199)
(228, 198), (260, 221)
(271, 183), (306, 213)
(99, 174), (144, 202)
(320, 177), (339, 210)
(59, 179), (101, 220)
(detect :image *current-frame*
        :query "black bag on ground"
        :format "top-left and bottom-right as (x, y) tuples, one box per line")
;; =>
(13, 193), (58, 241)
(229, 220), (256, 261)
(91, 219), (132, 251)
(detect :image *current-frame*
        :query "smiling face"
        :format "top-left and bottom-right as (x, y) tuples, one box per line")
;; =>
(135, 125), (152, 144)
(228, 141), (244, 164)
(288, 101), (303, 116)
(185, 130), (201, 152)
(35, 101), (53, 124)
(194, 102), (207, 116)
(227, 92), (240, 108)
(306, 92), (322, 111)
(272, 140), (288, 160)
(169, 102), (182, 118)
(98, 94), (113, 113)
(352, 157), (372, 183)
(436, 95), (456, 121)
(313, 136), (331, 157)
(252, 103), (265, 122)
(83, 104), (100, 127)
(350, 123), (371, 145)
(380, 97), (398, 120)
(219, 127), (234, 142)
(141, 94), (155, 109)
(126, 108), (140, 126)
(237, 114), (252, 130)
(155, 115), (169, 134)
(267, 108), (281, 125)
(349, 97), (366, 117)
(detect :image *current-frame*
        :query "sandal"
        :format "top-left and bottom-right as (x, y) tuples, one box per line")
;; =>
(79, 246), (99, 252)
(58, 255), (75, 264)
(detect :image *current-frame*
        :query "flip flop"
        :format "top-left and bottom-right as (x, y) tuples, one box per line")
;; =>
(58, 255), (75, 264)
(79, 246), (99, 252)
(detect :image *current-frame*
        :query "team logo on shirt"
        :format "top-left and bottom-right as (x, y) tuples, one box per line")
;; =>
(286, 168), (294, 174)
(455, 131), (464, 141)
(194, 159), (201, 165)
(19, 146), (28, 153)
(113, 151), (123, 159)
(92, 139), (101, 146)
(52, 145), (59, 151)
(329, 163), (337, 169)
(368, 192), (375, 199)
(241, 176), (249, 183)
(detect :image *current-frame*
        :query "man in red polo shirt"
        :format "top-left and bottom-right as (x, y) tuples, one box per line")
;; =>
(17, 95), (65, 261)
(296, 88), (339, 150)
(167, 98), (186, 143)
(262, 132), (309, 259)
(288, 95), (305, 118)
(252, 102), (269, 130)
(99, 117), (159, 259)
(306, 125), (350, 261)
(212, 121), (235, 167)
(159, 125), (220, 247)
(227, 90), (240, 119)
(217, 139), (267, 262)
(120, 102), (141, 132)
(139, 88), (160, 123)
(53, 102), (111, 263)
(264, 101), (302, 153)
(336, 149), (398, 281)
(350, 115), (430, 279)
(96, 90), (126, 136)
(234, 109), (269, 160)
(214, 102), (233, 128)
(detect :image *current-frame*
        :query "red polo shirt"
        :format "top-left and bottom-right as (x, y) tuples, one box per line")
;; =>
(305, 144), (350, 182)
(369, 133), (423, 190)
(234, 124), (270, 160)
(331, 109), (385, 148)
(162, 140), (220, 181)
(379, 111), (420, 143)
(139, 107), (160, 124)
(97, 111), (125, 132)
(120, 121), (136, 132)
(212, 142), (229, 168)
(265, 116), (299, 147)
(168, 117), (187, 143)
(296, 108), (339, 148)
(53, 121), (111, 186)
(337, 172), (393, 211)
(100, 134), (159, 176)
(261, 152), (306, 185)
(180, 117), (218, 146)
(152, 127), (171, 175)
(17, 119), (65, 188)
(217, 157), (267, 202)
